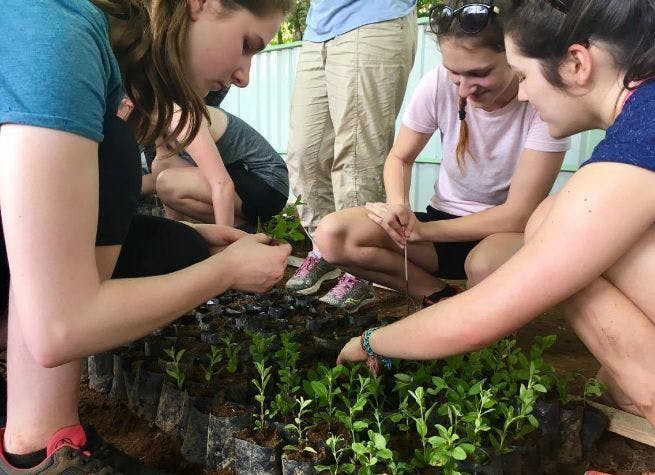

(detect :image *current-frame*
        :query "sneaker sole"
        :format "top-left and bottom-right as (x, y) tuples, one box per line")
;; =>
(289, 268), (342, 296)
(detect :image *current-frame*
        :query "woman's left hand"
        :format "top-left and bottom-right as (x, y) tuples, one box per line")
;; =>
(336, 336), (368, 365)
(182, 222), (247, 254)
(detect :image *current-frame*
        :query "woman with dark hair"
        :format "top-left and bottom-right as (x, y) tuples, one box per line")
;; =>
(0, 0), (292, 471)
(314, 0), (569, 312)
(337, 0), (655, 429)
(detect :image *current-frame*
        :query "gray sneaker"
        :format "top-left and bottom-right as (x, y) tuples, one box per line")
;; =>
(285, 254), (341, 295)
(319, 274), (375, 313)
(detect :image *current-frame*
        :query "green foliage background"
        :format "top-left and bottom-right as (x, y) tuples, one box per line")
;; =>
(271, 0), (434, 45)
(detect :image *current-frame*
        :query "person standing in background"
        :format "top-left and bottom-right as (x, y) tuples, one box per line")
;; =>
(285, 0), (418, 311)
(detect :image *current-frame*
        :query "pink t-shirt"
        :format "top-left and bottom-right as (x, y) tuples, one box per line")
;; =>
(403, 66), (571, 216)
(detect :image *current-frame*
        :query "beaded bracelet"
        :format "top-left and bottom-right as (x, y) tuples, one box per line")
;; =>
(360, 327), (392, 370)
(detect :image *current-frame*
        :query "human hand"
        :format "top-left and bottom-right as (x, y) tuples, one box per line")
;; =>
(364, 202), (417, 249)
(221, 233), (291, 293)
(407, 220), (430, 243)
(336, 336), (368, 366)
(182, 222), (246, 254)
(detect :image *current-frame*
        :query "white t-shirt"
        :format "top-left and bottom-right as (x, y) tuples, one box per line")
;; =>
(402, 65), (571, 216)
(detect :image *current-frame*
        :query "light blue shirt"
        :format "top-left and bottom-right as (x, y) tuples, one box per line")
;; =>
(303, 0), (416, 42)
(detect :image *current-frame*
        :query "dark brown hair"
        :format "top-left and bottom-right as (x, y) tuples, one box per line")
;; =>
(432, 0), (512, 171)
(92, 0), (293, 147)
(503, 0), (655, 90)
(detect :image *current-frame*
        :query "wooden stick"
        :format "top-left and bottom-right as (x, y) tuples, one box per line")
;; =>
(401, 163), (409, 316)
(588, 401), (655, 447)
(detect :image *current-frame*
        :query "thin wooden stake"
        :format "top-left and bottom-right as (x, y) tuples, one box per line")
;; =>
(588, 401), (655, 447)
(402, 163), (410, 316)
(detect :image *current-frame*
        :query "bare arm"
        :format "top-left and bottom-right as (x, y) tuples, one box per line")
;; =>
(177, 113), (235, 226)
(417, 149), (565, 242)
(340, 162), (655, 361)
(384, 125), (432, 205)
(368, 126), (432, 246)
(0, 125), (289, 367)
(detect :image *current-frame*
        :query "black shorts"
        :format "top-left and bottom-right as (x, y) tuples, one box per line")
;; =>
(226, 161), (287, 223)
(0, 115), (209, 312)
(414, 206), (480, 280)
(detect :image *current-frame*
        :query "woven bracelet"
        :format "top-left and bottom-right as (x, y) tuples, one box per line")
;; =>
(360, 327), (392, 369)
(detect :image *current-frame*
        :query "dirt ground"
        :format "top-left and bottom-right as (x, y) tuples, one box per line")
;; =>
(78, 265), (655, 475)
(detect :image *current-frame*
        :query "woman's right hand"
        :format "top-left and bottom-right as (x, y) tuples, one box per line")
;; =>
(365, 202), (418, 249)
(220, 233), (291, 293)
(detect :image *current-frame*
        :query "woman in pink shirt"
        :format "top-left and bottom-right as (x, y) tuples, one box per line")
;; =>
(314, 0), (569, 311)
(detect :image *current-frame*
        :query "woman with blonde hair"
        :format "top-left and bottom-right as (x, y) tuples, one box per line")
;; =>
(315, 0), (569, 311)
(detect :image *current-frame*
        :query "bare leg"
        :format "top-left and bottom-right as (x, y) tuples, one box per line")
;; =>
(594, 367), (640, 416)
(464, 233), (524, 287)
(526, 195), (655, 425)
(150, 156), (196, 221)
(3, 245), (121, 454)
(155, 166), (246, 225)
(563, 224), (655, 425)
(156, 167), (215, 223)
(316, 207), (449, 298)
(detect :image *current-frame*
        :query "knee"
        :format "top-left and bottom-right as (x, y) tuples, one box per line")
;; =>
(315, 213), (352, 266)
(155, 169), (180, 203)
(464, 245), (498, 287)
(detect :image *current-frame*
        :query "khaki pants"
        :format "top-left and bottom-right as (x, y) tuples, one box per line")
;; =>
(287, 11), (417, 241)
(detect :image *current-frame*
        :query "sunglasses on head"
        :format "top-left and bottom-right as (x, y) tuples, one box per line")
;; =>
(429, 2), (500, 35)
(542, 0), (572, 14)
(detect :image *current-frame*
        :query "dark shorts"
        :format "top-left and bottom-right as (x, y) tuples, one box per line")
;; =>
(414, 206), (480, 280)
(0, 115), (209, 312)
(226, 161), (287, 223)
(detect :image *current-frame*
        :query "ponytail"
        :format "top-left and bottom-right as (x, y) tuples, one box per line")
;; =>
(455, 96), (472, 172)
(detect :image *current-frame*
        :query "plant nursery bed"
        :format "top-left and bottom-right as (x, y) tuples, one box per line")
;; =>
(75, 266), (655, 475)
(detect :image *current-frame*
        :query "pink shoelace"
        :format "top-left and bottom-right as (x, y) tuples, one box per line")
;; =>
(328, 274), (359, 299)
(294, 254), (320, 278)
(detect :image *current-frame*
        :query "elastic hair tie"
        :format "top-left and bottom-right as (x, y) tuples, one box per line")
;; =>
(458, 109), (466, 121)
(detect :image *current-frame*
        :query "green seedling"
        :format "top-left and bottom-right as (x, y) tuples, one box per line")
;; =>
(248, 332), (277, 432)
(583, 377), (604, 404)
(428, 421), (475, 475)
(351, 430), (394, 475)
(408, 386), (437, 468)
(164, 347), (186, 390)
(314, 434), (354, 475)
(201, 344), (223, 382)
(257, 195), (306, 243)
(271, 331), (302, 422)
(283, 397), (317, 456)
(336, 373), (371, 445)
(303, 364), (344, 425)
(491, 362), (543, 453)
(221, 335), (241, 374)
(253, 360), (272, 432)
